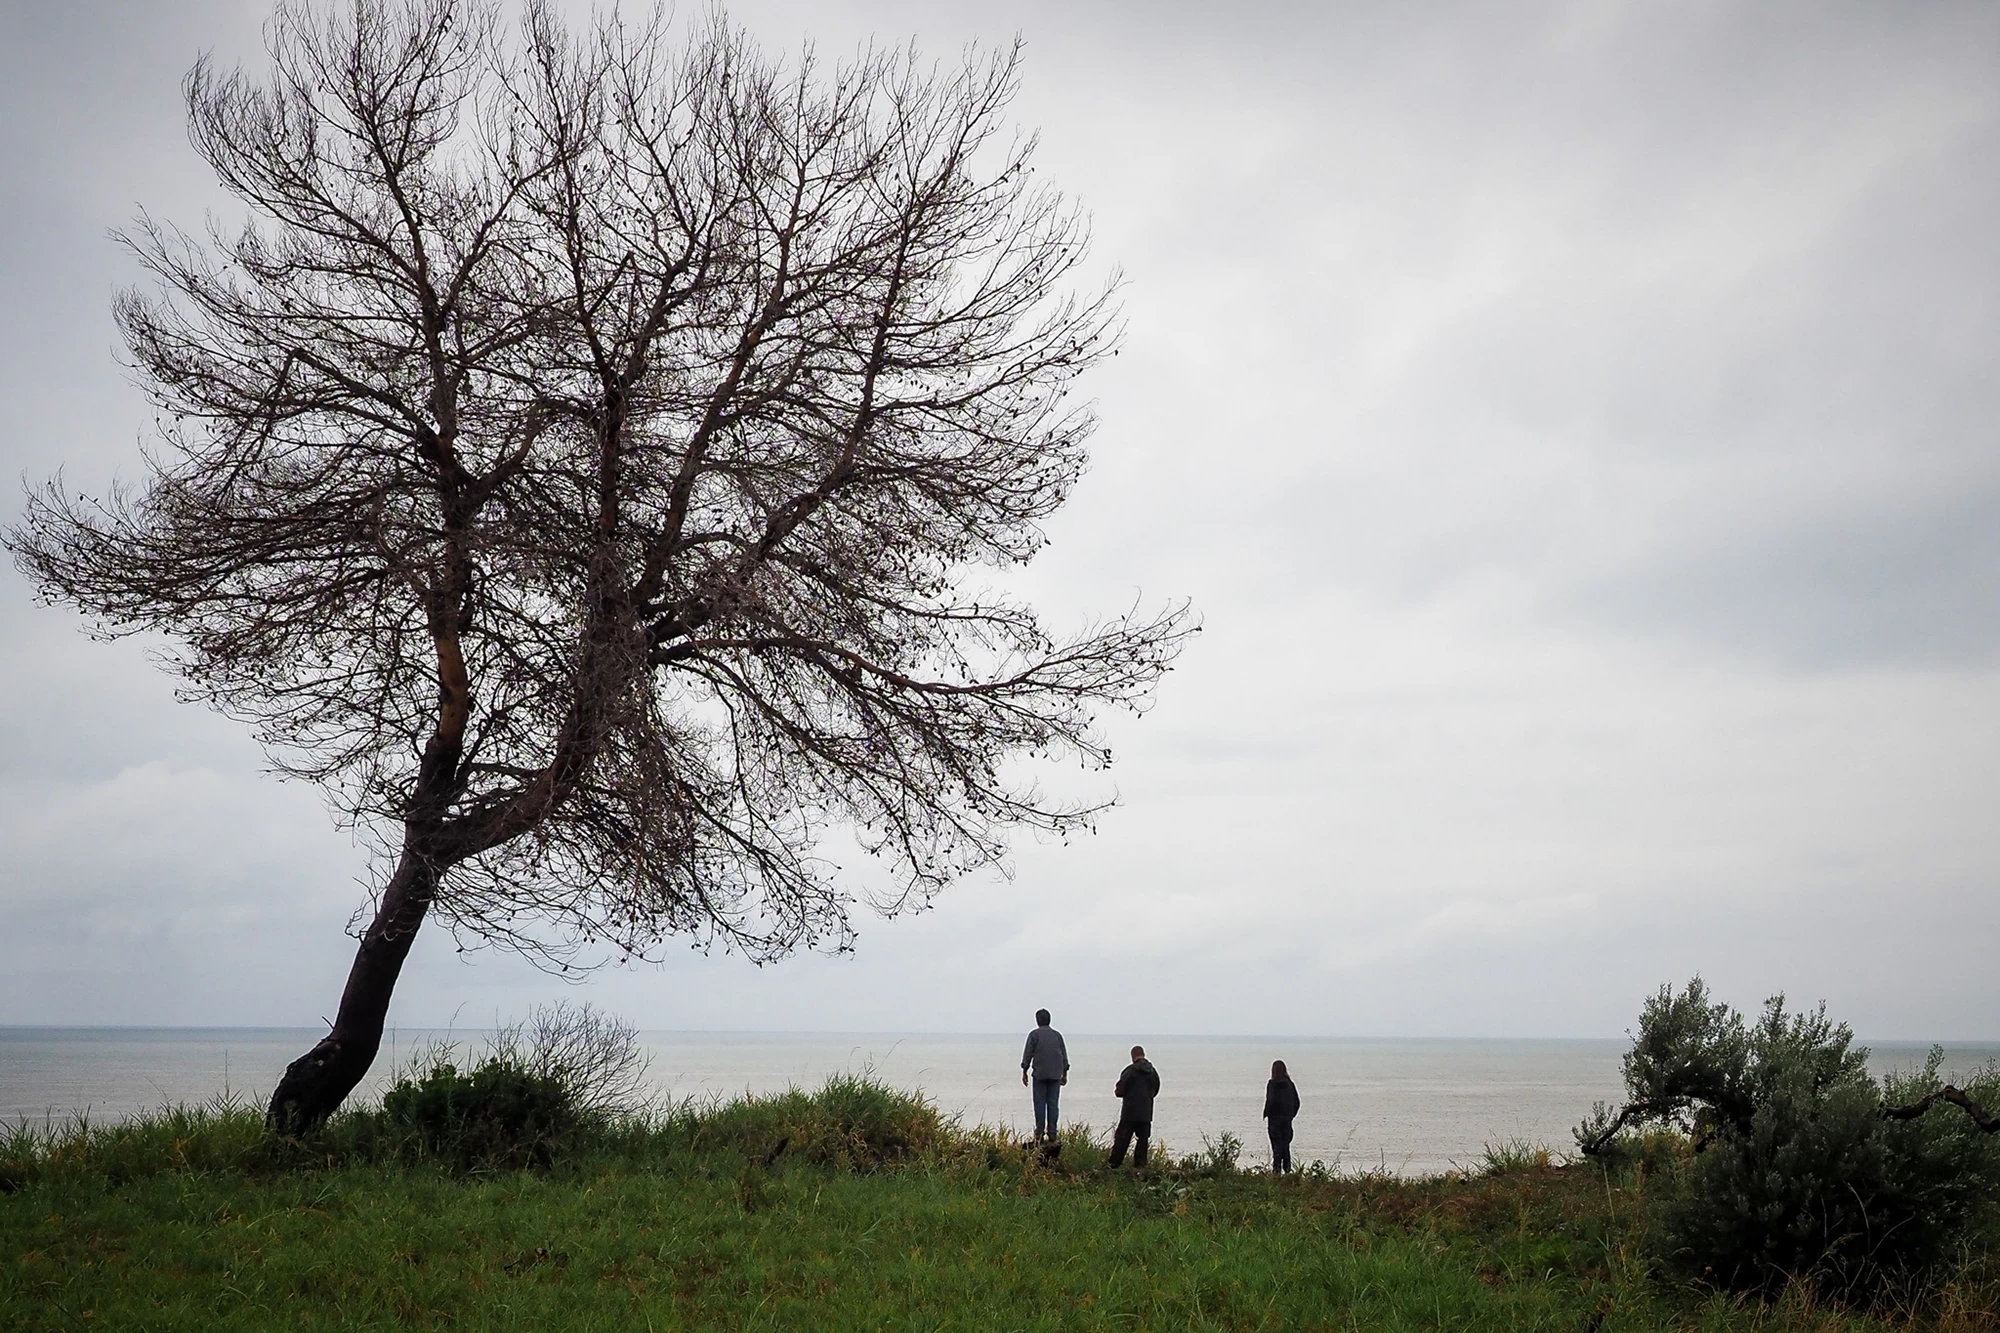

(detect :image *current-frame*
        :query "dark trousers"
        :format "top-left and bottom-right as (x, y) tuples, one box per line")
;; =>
(1109, 1117), (1151, 1168)
(1268, 1117), (1294, 1173)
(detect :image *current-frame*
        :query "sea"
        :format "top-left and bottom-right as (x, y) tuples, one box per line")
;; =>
(5, 1029), (1996, 1176)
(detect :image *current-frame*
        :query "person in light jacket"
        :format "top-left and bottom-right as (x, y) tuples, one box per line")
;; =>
(1263, 1058), (1300, 1173)
(1021, 1008), (1069, 1142)
(1109, 1045), (1160, 1169)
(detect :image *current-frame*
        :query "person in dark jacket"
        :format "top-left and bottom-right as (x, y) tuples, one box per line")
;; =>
(1263, 1058), (1300, 1173)
(1109, 1045), (1160, 1169)
(1020, 1008), (1069, 1142)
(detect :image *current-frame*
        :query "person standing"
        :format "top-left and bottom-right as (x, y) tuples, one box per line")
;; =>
(1021, 1008), (1069, 1142)
(1263, 1058), (1300, 1173)
(1109, 1045), (1160, 1169)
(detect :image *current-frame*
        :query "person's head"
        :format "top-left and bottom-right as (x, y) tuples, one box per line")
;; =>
(1131, 1045), (1145, 1061)
(1272, 1059), (1289, 1080)
(1035, 1008), (1051, 1027)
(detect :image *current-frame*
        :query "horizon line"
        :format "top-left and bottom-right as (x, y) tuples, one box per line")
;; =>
(5, 1024), (1998, 1045)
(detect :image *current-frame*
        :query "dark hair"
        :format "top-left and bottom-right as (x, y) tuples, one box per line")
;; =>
(1035, 1008), (1051, 1026)
(1271, 1059), (1290, 1080)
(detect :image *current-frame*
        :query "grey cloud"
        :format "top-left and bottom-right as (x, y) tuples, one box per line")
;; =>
(1562, 481), (2000, 668)
(4, 0), (1999, 1039)
(1038, 0), (2000, 669)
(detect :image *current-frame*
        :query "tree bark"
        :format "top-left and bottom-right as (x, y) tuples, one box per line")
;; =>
(266, 850), (439, 1133)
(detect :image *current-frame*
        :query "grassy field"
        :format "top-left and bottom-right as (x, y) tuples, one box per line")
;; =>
(3, 1083), (1995, 1332)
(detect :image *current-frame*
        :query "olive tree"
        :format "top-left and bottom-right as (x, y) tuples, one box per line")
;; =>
(1577, 980), (2000, 1304)
(8, 0), (1192, 1130)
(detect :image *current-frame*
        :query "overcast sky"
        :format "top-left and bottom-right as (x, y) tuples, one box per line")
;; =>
(2, 0), (1997, 1041)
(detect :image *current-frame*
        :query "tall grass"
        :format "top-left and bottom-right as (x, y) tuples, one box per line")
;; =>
(1, 1093), (272, 1188)
(0, 1074), (956, 1187)
(7, 1073), (1999, 1331)
(6, 1025), (1999, 1331)
(1477, 1137), (1554, 1175)
(12, 1098), (1988, 1331)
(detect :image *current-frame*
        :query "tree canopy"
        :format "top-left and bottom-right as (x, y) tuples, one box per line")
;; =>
(8, 0), (1193, 1127)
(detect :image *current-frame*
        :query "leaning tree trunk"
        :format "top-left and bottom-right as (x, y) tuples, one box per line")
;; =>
(267, 522), (477, 1134)
(266, 850), (440, 1133)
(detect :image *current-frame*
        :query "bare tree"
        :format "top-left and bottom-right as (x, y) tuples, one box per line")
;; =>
(8, 0), (1193, 1131)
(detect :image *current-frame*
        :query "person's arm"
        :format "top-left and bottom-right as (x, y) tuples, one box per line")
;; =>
(1262, 1081), (1275, 1119)
(1022, 1032), (1035, 1085)
(1058, 1033), (1069, 1084)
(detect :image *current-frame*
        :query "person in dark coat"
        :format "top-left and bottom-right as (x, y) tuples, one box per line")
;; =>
(1020, 1008), (1069, 1142)
(1263, 1058), (1300, 1173)
(1109, 1045), (1160, 1169)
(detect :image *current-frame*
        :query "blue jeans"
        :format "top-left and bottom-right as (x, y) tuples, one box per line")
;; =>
(1032, 1078), (1062, 1138)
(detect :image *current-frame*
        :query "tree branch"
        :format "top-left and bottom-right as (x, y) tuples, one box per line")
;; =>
(1880, 1085), (2000, 1133)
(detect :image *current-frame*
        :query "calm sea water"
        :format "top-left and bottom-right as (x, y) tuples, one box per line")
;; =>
(4, 1028), (1995, 1176)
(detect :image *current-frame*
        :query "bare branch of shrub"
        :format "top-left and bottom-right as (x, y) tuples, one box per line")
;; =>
(1880, 1085), (2000, 1134)
(504, 1002), (652, 1118)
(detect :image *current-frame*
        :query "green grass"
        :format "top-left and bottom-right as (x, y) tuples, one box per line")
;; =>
(3, 1084), (1995, 1331)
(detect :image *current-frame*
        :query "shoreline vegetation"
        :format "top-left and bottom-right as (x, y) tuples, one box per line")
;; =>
(5, 1070), (1996, 1331)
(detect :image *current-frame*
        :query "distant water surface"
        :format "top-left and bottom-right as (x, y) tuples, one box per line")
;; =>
(4, 1028), (1994, 1176)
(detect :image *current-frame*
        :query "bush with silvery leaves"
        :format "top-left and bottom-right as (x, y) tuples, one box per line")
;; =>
(1580, 979), (2000, 1307)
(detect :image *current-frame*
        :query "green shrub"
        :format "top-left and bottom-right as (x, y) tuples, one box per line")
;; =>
(379, 1056), (581, 1170)
(668, 1072), (950, 1170)
(361, 1002), (648, 1171)
(1574, 977), (1758, 1154)
(1585, 980), (2000, 1307)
